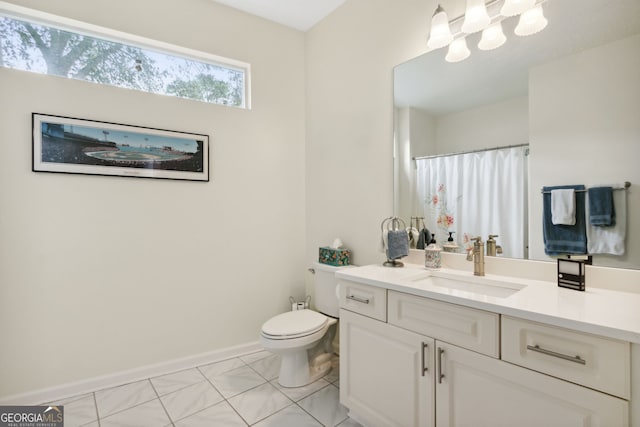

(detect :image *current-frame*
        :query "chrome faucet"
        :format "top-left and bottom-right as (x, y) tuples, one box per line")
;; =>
(466, 236), (485, 276)
(486, 234), (503, 257)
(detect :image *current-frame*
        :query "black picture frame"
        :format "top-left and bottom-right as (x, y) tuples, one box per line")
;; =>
(32, 113), (209, 182)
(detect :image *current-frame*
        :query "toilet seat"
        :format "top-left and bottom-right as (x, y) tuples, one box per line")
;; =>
(261, 309), (328, 340)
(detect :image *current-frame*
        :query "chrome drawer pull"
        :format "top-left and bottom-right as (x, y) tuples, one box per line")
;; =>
(526, 344), (586, 365)
(437, 347), (445, 384)
(421, 342), (429, 376)
(346, 295), (370, 304)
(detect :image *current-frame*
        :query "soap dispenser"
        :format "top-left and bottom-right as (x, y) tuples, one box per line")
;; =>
(425, 233), (442, 269)
(443, 231), (459, 253)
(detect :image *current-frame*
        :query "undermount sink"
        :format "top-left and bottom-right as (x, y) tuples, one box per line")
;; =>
(409, 271), (527, 299)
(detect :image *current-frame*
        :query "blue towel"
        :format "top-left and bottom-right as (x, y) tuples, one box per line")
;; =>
(543, 185), (587, 255)
(416, 227), (430, 250)
(387, 230), (409, 260)
(588, 186), (615, 226)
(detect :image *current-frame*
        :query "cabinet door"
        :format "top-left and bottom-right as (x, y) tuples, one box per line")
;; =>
(435, 342), (629, 427)
(340, 309), (435, 427)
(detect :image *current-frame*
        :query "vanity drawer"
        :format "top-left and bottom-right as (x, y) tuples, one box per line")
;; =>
(388, 290), (499, 357)
(501, 316), (630, 399)
(338, 280), (387, 322)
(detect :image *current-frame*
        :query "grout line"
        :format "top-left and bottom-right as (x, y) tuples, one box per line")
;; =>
(148, 379), (174, 426)
(51, 354), (346, 426)
(247, 402), (297, 426)
(199, 363), (249, 425)
(149, 368), (209, 398)
(95, 380), (158, 421)
(91, 392), (101, 427)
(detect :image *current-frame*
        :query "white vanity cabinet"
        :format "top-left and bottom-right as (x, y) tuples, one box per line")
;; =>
(338, 280), (631, 427)
(340, 308), (435, 427)
(436, 341), (628, 427)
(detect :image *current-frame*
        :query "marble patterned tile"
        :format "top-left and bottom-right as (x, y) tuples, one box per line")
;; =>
(159, 380), (224, 422)
(253, 404), (322, 427)
(270, 378), (330, 402)
(55, 394), (98, 427)
(239, 350), (272, 365)
(249, 354), (281, 380)
(46, 392), (93, 406)
(99, 399), (171, 427)
(227, 382), (292, 425)
(150, 368), (206, 396)
(174, 401), (247, 427)
(336, 418), (364, 427)
(207, 365), (266, 399)
(298, 384), (348, 427)
(323, 367), (339, 384)
(95, 380), (157, 418)
(198, 357), (246, 379)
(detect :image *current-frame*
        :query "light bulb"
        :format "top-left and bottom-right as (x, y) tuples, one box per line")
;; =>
(478, 22), (506, 50)
(427, 5), (454, 49)
(515, 5), (548, 36)
(500, 0), (536, 17)
(461, 0), (491, 34)
(446, 37), (471, 63)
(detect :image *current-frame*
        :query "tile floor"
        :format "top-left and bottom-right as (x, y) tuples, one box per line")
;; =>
(46, 351), (363, 427)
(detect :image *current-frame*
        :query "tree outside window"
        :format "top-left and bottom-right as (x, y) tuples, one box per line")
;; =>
(0, 16), (246, 107)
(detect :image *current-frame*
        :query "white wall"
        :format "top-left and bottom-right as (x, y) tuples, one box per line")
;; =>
(306, 0), (433, 267)
(528, 34), (640, 268)
(0, 0), (305, 398)
(435, 96), (528, 154)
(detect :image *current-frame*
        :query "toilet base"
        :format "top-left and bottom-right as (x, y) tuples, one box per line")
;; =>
(278, 351), (334, 388)
(278, 323), (338, 388)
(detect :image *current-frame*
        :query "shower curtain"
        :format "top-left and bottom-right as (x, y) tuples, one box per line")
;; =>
(415, 145), (528, 258)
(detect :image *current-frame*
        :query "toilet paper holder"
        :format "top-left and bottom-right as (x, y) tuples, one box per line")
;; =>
(290, 295), (311, 311)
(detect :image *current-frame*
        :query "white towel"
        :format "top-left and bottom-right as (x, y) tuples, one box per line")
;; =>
(380, 229), (389, 253)
(587, 189), (626, 255)
(551, 189), (576, 225)
(406, 227), (419, 249)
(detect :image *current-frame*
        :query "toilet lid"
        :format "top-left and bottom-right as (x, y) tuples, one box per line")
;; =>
(261, 309), (328, 338)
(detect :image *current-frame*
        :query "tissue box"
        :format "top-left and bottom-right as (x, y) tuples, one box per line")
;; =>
(319, 247), (351, 266)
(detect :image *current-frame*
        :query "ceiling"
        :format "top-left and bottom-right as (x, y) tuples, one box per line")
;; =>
(209, 0), (347, 31)
(394, 0), (640, 115)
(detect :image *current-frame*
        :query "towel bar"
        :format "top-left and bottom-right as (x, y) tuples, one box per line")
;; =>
(540, 181), (630, 194)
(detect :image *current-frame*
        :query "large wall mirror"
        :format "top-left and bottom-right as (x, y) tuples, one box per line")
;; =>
(394, 0), (640, 269)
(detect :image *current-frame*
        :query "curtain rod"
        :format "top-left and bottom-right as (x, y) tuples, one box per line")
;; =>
(413, 143), (529, 161)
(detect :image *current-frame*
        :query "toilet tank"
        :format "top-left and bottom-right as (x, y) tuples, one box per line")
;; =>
(313, 262), (352, 318)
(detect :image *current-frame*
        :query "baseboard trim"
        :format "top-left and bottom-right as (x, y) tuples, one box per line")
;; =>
(0, 341), (262, 405)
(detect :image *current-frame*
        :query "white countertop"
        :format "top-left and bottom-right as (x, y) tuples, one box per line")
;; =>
(336, 263), (640, 344)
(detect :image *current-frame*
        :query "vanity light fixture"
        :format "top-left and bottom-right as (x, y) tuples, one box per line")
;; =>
(478, 21), (507, 50)
(427, 4), (454, 49)
(501, 0), (536, 17)
(446, 37), (471, 62)
(515, 4), (548, 36)
(426, 0), (550, 63)
(461, 0), (492, 34)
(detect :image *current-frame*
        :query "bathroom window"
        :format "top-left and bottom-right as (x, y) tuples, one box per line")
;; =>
(0, 6), (250, 108)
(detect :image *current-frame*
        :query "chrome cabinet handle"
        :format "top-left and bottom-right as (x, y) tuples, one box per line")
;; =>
(437, 347), (445, 384)
(421, 342), (429, 376)
(526, 344), (586, 365)
(346, 295), (370, 304)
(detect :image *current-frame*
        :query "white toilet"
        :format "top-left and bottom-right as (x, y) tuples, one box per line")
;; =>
(260, 262), (347, 388)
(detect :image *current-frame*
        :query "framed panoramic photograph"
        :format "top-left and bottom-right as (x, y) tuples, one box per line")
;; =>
(32, 113), (209, 181)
